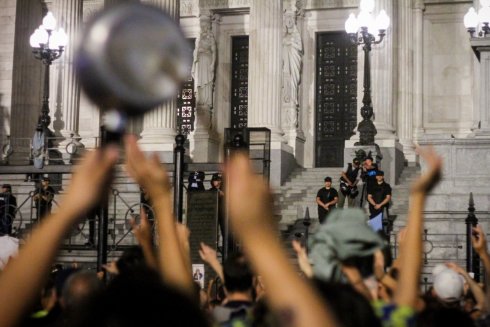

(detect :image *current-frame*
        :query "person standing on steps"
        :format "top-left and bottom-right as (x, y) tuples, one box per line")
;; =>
(367, 170), (392, 220)
(33, 177), (55, 221)
(316, 176), (338, 224)
(338, 158), (362, 208)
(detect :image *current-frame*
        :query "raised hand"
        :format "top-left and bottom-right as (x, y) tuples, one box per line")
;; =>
(61, 146), (119, 217)
(291, 240), (313, 278)
(130, 208), (153, 247)
(226, 153), (274, 232)
(199, 242), (223, 280)
(199, 242), (218, 264)
(124, 135), (171, 201)
(472, 225), (488, 256)
(411, 146), (443, 194)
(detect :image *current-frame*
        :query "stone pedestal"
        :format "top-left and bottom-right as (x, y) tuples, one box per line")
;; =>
(344, 139), (405, 186)
(418, 137), (490, 212)
(189, 109), (220, 163)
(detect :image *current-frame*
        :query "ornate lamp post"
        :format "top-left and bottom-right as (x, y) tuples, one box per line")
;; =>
(345, 0), (390, 145)
(464, 0), (490, 37)
(29, 12), (68, 132)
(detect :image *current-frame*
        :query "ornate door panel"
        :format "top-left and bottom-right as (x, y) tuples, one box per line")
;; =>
(315, 32), (357, 167)
(231, 36), (249, 129)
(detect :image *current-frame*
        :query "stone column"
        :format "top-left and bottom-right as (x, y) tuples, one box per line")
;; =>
(471, 40), (490, 137)
(249, 0), (298, 188)
(413, 0), (425, 141)
(248, 0), (284, 142)
(371, 0), (396, 140)
(397, 0), (415, 162)
(10, 0), (44, 154)
(139, 0), (179, 158)
(52, 0), (83, 144)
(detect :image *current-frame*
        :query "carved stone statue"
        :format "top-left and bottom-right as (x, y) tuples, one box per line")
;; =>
(191, 15), (216, 109)
(282, 11), (303, 107)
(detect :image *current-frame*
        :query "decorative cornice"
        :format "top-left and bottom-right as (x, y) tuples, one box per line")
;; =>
(200, 0), (250, 10)
(304, 0), (359, 10)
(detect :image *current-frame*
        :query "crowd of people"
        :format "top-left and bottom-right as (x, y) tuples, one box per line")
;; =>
(0, 137), (488, 327)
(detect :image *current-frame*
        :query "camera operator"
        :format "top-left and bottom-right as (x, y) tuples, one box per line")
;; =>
(338, 158), (361, 208)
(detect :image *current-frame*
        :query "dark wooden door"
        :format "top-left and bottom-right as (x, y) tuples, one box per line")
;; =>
(231, 36), (249, 129)
(315, 32), (357, 167)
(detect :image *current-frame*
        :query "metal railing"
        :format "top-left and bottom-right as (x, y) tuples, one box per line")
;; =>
(0, 168), (222, 250)
(1, 135), (100, 166)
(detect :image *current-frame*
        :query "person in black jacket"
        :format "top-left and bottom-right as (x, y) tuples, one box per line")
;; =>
(0, 184), (17, 235)
(316, 177), (339, 224)
(33, 177), (55, 220)
(367, 171), (392, 219)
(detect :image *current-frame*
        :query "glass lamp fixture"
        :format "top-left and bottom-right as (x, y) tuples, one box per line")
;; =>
(42, 12), (57, 31)
(464, 1), (490, 37)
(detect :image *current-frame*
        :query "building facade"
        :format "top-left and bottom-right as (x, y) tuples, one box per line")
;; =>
(0, 0), (489, 215)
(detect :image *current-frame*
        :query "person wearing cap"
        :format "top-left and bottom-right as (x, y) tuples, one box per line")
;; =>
(0, 184), (17, 235)
(361, 156), (378, 194)
(367, 170), (391, 219)
(33, 177), (55, 220)
(338, 158), (362, 208)
(208, 173), (229, 249)
(316, 177), (338, 224)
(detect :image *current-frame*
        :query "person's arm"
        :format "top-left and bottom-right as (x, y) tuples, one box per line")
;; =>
(130, 209), (158, 271)
(175, 223), (192, 276)
(227, 153), (339, 327)
(367, 194), (377, 206)
(0, 147), (118, 327)
(377, 194), (391, 210)
(472, 225), (490, 312)
(340, 172), (353, 186)
(341, 264), (372, 301)
(328, 197), (338, 206)
(316, 196), (326, 209)
(394, 146), (442, 308)
(446, 262), (485, 311)
(291, 240), (313, 278)
(124, 135), (194, 298)
(353, 168), (362, 186)
(199, 242), (224, 281)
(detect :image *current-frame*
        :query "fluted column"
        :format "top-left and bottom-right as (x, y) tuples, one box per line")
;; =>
(248, 0), (284, 142)
(139, 0), (179, 153)
(413, 0), (425, 140)
(52, 0), (83, 142)
(472, 44), (490, 136)
(10, 0), (43, 147)
(371, 0), (396, 139)
(397, 0), (415, 161)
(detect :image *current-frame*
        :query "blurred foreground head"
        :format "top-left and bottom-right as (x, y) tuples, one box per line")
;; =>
(75, 2), (192, 130)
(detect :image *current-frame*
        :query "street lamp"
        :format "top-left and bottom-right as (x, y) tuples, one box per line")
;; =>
(29, 12), (68, 132)
(464, 0), (490, 37)
(345, 0), (390, 145)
